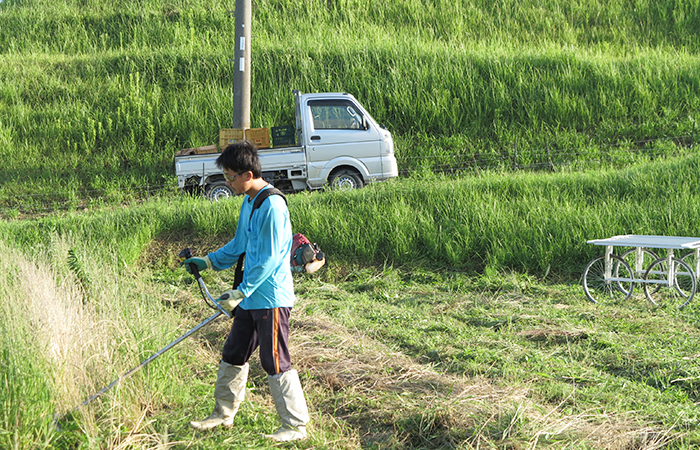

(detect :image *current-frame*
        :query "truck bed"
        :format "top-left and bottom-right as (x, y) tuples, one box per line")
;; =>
(174, 153), (221, 181)
(258, 146), (305, 171)
(175, 146), (305, 170)
(174, 146), (307, 188)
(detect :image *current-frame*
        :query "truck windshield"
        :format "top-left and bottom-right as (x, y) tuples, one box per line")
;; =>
(308, 99), (365, 130)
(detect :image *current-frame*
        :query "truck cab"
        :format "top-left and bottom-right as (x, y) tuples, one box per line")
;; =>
(296, 91), (397, 189)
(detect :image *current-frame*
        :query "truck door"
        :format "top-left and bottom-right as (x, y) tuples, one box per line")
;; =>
(304, 99), (382, 187)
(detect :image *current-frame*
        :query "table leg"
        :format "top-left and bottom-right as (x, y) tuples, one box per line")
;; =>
(605, 245), (613, 280)
(635, 247), (644, 275)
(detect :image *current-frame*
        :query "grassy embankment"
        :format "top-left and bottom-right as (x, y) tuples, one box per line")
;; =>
(1, 0), (700, 214)
(3, 0), (700, 448)
(4, 158), (700, 448)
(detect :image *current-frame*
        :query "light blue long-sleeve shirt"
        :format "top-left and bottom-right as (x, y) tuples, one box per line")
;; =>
(207, 186), (295, 310)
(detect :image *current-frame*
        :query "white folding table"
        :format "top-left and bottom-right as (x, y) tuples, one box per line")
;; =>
(583, 234), (700, 308)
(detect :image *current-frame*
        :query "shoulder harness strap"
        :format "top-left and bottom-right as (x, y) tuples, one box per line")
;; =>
(249, 187), (287, 221)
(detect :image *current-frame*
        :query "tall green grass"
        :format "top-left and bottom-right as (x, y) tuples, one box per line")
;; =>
(1, 0), (700, 210)
(4, 154), (700, 279)
(290, 154), (700, 277)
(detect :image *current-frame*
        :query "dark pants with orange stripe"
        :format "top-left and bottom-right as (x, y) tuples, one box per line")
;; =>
(221, 307), (292, 376)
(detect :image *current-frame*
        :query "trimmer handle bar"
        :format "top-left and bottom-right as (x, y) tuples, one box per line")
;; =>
(178, 248), (231, 318)
(178, 247), (201, 279)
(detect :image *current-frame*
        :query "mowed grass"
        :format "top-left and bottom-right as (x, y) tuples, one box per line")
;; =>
(292, 267), (700, 448)
(3, 159), (700, 448)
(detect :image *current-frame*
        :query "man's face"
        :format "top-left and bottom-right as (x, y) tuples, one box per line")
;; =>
(223, 168), (249, 195)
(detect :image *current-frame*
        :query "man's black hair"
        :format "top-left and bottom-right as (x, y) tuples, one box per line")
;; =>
(215, 140), (262, 178)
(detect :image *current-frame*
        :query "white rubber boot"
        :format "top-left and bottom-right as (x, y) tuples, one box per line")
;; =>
(190, 362), (249, 430)
(264, 369), (310, 442)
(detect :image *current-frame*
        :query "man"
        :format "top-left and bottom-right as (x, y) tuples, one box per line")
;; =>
(182, 140), (309, 442)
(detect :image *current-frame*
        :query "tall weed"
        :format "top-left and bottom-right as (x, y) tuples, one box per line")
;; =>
(0, 233), (202, 449)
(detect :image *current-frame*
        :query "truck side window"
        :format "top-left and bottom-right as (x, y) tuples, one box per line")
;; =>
(309, 100), (365, 130)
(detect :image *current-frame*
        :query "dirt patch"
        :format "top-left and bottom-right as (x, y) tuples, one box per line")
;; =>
(519, 327), (590, 344)
(138, 231), (231, 269)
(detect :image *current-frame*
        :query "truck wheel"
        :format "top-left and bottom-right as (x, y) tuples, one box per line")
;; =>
(206, 182), (234, 201)
(329, 169), (363, 190)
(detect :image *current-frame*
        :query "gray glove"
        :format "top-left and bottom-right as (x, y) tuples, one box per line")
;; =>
(217, 289), (244, 313)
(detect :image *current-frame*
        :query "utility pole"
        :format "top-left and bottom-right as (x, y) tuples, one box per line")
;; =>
(232, 0), (251, 130)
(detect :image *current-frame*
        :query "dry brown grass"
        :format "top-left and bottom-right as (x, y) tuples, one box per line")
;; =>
(3, 238), (187, 444)
(7, 239), (99, 413)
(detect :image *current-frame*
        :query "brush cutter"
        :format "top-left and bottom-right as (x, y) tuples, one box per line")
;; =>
(53, 248), (230, 428)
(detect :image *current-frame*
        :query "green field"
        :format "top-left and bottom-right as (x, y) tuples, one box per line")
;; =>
(1, 0), (700, 213)
(4, 161), (700, 449)
(3, 0), (700, 448)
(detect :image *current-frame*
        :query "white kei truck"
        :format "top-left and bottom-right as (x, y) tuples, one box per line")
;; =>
(174, 90), (399, 200)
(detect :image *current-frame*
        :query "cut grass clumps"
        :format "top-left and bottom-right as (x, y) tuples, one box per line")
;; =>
(290, 268), (699, 448)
